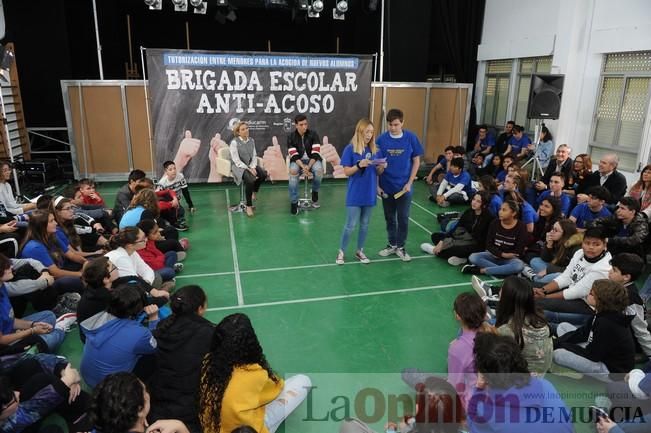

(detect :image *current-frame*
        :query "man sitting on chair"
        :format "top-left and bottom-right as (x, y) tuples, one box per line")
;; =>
(287, 114), (323, 215)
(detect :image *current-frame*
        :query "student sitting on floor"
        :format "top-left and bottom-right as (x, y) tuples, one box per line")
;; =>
(493, 276), (553, 376)
(136, 219), (182, 283)
(77, 257), (119, 343)
(536, 173), (572, 217)
(569, 186), (611, 231)
(434, 157), (472, 207)
(468, 333), (573, 433)
(420, 191), (494, 267)
(522, 218), (580, 284)
(553, 279), (635, 382)
(588, 196), (649, 259)
(461, 200), (528, 277)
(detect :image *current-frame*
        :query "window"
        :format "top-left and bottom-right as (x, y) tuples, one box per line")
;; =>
(514, 57), (552, 133)
(481, 60), (512, 129)
(591, 51), (651, 172)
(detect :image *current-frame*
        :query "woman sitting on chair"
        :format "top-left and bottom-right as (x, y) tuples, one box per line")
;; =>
(230, 121), (268, 217)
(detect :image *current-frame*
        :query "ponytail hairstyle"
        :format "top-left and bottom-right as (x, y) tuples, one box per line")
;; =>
(155, 285), (207, 336)
(109, 227), (141, 251)
(51, 196), (81, 248)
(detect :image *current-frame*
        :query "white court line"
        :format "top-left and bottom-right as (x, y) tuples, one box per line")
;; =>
(409, 217), (432, 234)
(225, 190), (244, 305)
(205, 279), (501, 312)
(176, 254), (434, 279)
(412, 200), (437, 217)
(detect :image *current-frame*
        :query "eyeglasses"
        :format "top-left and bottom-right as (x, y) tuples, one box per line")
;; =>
(135, 238), (147, 244)
(108, 265), (118, 273)
(60, 207), (74, 211)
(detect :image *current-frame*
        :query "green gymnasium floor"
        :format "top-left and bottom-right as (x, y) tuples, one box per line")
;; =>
(58, 179), (606, 433)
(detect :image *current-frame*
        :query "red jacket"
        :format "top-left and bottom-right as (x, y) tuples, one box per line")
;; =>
(137, 239), (165, 270)
(82, 193), (106, 207)
(156, 189), (177, 212)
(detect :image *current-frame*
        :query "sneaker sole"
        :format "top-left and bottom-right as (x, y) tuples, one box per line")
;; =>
(447, 257), (468, 266)
(471, 276), (488, 298)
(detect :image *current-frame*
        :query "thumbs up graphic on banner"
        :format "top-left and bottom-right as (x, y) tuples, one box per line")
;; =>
(262, 136), (288, 181)
(321, 136), (346, 178)
(174, 130), (201, 173)
(208, 132), (228, 183)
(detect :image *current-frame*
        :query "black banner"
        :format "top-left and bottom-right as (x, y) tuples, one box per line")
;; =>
(146, 49), (373, 182)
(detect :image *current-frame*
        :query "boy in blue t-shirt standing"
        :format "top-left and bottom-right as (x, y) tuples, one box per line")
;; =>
(376, 108), (424, 262)
(435, 157), (472, 207)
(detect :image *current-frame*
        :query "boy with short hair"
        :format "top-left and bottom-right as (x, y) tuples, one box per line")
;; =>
(609, 253), (651, 359)
(569, 186), (611, 230)
(436, 157), (472, 207)
(114, 169), (146, 224)
(156, 160), (196, 215)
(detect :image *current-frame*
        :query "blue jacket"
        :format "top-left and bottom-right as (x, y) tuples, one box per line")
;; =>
(80, 311), (157, 388)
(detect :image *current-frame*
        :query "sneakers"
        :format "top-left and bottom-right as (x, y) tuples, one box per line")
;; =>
(355, 250), (370, 264)
(521, 265), (537, 281)
(311, 201), (321, 209)
(461, 264), (482, 275)
(173, 262), (184, 273)
(290, 202), (298, 215)
(179, 237), (190, 251)
(174, 222), (189, 231)
(336, 250), (345, 265)
(378, 245), (397, 257)
(420, 243), (435, 255)
(55, 312), (77, 332)
(436, 211), (461, 223)
(438, 200), (451, 208)
(471, 275), (500, 302)
(176, 251), (187, 262)
(447, 256), (468, 266)
(396, 247), (411, 262)
(52, 292), (81, 317)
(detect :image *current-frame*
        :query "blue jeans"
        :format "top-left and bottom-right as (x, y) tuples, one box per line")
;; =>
(640, 274), (651, 303)
(156, 251), (178, 281)
(288, 159), (323, 204)
(339, 206), (373, 252)
(381, 192), (412, 248)
(21, 311), (65, 353)
(469, 251), (524, 277)
(529, 257), (561, 283)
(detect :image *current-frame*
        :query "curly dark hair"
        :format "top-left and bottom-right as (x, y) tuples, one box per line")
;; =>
(199, 313), (277, 433)
(591, 279), (629, 313)
(90, 372), (146, 433)
(473, 333), (531, 390)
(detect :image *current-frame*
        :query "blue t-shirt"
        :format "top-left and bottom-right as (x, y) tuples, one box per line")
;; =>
(521, 201), (539, 225)
(537, 190), (572, 216)
(570, 203), (611, 229)
(496, 170), (507, 183)
(443, 170), (472, 195)
(341, 144), (379, 207)
(508, 134), (531, 154)
(21, 239), (66, 267)
(476, 132), (496, 151)
(489, 194), (503, 217)
(376, 130), (424, 195)
(119, 206), (146, 229)
(0, 284), (15, 335)
(435, 155), (448, 172)
(55, 227), (71, 252)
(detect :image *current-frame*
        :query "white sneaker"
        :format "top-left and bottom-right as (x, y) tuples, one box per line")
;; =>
(355, 250), (370, 264)
(336, 250), (345, 265)
(420, 243), (435, 255)
(396, 247), (411, 262)
(471, 275), (489, 299)
(447, 256), (468, 266)
(521, 265), (537, 281)
(378, 245), (397, 257)
(55, 313), (77, 332)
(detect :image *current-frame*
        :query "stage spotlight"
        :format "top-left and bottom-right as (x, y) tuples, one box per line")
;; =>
(172, 0), (188, 12)
(225, 9), (237, 21)
(144, 0), (162, 10)
(0, 45), (15, 83)
(368, 0), (378, 11)
(216, 0), (228, 5)
(332, 0), (347, 20)
(308, 0), (323, 17)
(191, 0), (207, 13)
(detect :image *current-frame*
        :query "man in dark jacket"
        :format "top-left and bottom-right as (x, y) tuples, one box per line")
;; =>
(577, 153), (628, 205)
(535, 144), (573, 190)
(113, 169), (146, 224)
(287, 114), (323, 214)
(588, 196), (649, 258)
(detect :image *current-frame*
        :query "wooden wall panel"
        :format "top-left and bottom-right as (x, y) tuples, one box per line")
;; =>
(425, 88), (468, 163)
(385, 88), (426, 143)
(125, 86), (154, 173)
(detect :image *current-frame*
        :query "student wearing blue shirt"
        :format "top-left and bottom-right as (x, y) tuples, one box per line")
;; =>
(478, 175), (503, 217)
(435, 157), (472, 207)
(425, 145), (454, 198)
(376, 108), (424, 262)
(501, 173), (539, 232)
(569, 186), (611, 230)
(536, 173), (572, 216)
(505, 125), (532, 160)
(336, 119), (386, 265)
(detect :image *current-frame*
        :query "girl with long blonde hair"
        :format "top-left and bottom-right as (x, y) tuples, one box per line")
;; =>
(335, 119), (386, 265)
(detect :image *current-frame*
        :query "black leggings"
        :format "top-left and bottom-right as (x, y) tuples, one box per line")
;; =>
(242, 166), (268, 206)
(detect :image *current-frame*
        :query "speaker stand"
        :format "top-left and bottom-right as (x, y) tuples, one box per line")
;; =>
(520, 119), (545, 182)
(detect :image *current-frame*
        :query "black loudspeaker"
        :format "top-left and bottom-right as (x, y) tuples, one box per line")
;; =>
(527, 74), (564, 119)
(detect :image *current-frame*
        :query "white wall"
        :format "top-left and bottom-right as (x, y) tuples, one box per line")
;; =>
(476, 0), (651, 176)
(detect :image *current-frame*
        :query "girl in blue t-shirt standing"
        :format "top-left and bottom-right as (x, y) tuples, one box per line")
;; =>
(336, 119), (386, 265)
